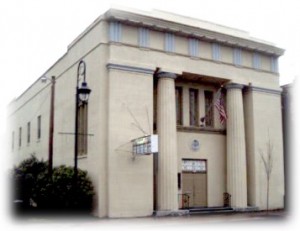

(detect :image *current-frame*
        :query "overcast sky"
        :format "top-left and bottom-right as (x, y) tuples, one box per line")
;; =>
(1, 0), (299, 227)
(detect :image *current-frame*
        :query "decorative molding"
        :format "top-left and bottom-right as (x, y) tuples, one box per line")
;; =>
(225, 83), (244, 90)
(105, 8), (284, 56)
(177, 126), (226, 135)
(109, 41), (279, 76)
(157, 71), (177, 79)
(106, 63), (155, 75)
(245, 86), (282, 95)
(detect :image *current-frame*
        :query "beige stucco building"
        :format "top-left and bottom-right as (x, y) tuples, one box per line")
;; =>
(8, 7), (285, 218)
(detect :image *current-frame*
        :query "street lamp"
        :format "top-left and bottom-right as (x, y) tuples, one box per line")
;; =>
(74, 60), (91, 179)
(41, 75), (55, 176)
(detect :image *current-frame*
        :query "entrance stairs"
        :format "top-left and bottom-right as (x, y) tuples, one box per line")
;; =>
(188, 207), (234, 215)
(188, 206), (259, 215)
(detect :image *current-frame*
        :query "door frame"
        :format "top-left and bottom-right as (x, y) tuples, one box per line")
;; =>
(181, 158), (208, 208)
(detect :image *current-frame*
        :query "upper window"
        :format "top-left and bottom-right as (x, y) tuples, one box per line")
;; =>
(19, 127), (22, 148)
(189, 88), (199, 126)
(139, 27), (149, 48)
(212, 43), (221, 61)
(271, 56), (279, 72)
(189, 38), (199, 57)
(165, 33), (175, 52)
(27, 122), (31, 144)
(37, 115), (41, 140)
(12, 131), (14, 151)
(233, 48), (242, 66)
(253, 52), (261, 69)
(109, 21), (122, 42)
(204, 91), (214, 127)
(175, 87), (183, 125)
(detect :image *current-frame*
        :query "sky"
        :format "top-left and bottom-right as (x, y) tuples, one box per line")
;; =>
(0, 0), (299, 228)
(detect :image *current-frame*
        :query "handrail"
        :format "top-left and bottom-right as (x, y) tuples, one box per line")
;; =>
(178, 193), (190, 209)
(223, 192), (231, 207)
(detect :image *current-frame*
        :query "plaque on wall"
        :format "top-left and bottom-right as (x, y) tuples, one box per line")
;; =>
(191, 139), (200, 151)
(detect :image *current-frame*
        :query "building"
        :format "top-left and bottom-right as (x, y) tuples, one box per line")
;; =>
(281, 83), (293, 210)
(8, 7), (285, 218)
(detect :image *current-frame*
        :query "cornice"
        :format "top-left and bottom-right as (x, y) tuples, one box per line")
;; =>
(107, 63), (155, 75)
(225, 83), (244, 90)
(177, 126), (226, 135)
(244, 85), (282, 95)
(156, 71), (177, 79)
(104, 8), (284, 56)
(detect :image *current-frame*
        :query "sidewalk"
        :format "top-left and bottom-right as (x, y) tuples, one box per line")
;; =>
(12, 209), (291, 229)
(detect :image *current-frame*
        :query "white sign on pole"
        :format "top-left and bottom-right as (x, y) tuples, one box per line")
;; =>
(132, 135), (158, 155)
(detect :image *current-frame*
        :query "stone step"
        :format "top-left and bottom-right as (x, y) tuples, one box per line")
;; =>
(188, 207), (234, 214)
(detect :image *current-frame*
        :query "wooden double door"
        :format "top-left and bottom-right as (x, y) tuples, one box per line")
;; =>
(182, 171), (207, 208)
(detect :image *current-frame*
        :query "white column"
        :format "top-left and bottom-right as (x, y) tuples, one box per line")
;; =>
(156, 71), (178, 212)
(226, 83), (248, 209)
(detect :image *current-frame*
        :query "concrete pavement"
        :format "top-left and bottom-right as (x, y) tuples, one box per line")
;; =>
(11, 209), (292, 230)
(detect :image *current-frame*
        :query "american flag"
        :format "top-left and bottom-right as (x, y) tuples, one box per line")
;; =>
(214, 88), (227, 124)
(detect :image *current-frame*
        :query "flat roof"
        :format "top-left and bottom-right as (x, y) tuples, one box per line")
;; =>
(69, 6), (283, 56)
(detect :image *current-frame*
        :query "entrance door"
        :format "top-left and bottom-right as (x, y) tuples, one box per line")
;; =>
(182, 159), (207, 208)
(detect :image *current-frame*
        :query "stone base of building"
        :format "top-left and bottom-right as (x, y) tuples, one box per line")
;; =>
(233, 206), (259, 212)
(154, 210), (189, 217)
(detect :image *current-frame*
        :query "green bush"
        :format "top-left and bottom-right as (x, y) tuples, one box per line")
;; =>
(13, 156), (94, 213)
(45, 166), (94, 211)
(13, 155), (48, 209)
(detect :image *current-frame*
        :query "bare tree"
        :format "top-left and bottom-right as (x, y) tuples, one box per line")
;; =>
(259, 133), (274, 214)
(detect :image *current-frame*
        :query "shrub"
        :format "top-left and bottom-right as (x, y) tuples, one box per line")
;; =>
(13, 155), (48, 209)
(13, 156), (94, 213)
(44, 166), (94, 212)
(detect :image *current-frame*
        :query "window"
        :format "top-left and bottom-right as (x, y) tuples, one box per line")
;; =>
(139, 27), (149, 48)
(271, 56), (278, 72)
(27, 122), (30, 144)
(12, 131), (14, 151)
(19, 127), (22, 148)
(37, 115), (41, 140)
(189, 89), (199, 126)
(78, 102), (88, 156)
(212, 43), (221, 61)
(165, 33), (175, 52)
(253, 52), (261, 69)
(233, 48), (242, 66)
(204, 91), (214, 127)
(175, 87), (183, 125)
(109, 21), (122, 42)
(189, 38), (199, 57)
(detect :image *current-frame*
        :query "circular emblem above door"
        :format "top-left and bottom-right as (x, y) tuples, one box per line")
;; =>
(191, 139), (200, 151)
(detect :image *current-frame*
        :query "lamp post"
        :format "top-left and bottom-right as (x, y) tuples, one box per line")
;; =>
(74, 60), (91, 180)
(41, 75), (56, 176)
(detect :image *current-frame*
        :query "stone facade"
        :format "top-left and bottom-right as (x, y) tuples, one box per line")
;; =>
(8, 7), (285, 218)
